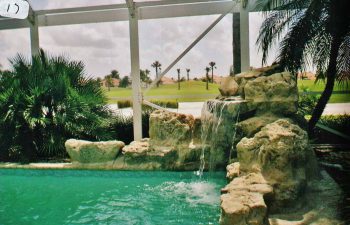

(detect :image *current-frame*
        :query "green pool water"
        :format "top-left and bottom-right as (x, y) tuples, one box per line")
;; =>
(0, 169), (226, 225)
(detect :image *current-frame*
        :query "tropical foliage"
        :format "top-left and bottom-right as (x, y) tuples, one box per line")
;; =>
(140, 69), (151, 84)
(107, 110), (152, 145)
(151, 60), (162, 87)
(209, 61), (216, 83)
(0, 50), (114, 162)
(248, 0), (350, 134)
(119, 76), (131, 88)
(110, 69), (120, 79)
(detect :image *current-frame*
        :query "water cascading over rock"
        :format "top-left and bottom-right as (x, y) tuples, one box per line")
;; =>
(213, 66), (341, 225)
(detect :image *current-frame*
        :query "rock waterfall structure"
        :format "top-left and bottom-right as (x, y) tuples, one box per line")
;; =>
(213, 66), (342, 225)
(63, 65), (343, 224)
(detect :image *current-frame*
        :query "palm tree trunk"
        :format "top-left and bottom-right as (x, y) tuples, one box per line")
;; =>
(211, 67), (214, 83)
(308, 36), (342, 136)
(156, 67), (159, 88)
(206, 73), (209, 90)
(178, 73), (180, 90)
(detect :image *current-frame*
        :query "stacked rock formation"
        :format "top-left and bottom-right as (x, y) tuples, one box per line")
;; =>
(216, 67), (341, 225)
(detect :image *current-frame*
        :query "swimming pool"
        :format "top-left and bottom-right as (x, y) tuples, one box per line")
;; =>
(0, 169), (226, 225)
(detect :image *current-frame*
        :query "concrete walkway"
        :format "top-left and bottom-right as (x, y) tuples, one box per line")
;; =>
(322, 103), (350, 115)
(109, 102), (350, 118)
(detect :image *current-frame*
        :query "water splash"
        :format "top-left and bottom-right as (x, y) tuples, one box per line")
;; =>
(160, 181), (221, 205)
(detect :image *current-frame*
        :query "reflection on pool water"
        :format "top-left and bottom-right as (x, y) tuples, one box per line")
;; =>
(0, 169), (226, 225)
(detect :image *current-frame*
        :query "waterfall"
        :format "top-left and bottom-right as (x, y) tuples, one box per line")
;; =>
(196, 98), (244, 177)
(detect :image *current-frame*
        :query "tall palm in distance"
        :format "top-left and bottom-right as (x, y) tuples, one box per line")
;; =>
(151, 61), (162, 87)
(186, 68), (190, 81)
(205, 67), (210, 90)
(209, 61), (216, 83)
(246, 0), (350, 135)
(110, 70), (120, 79)
(104, 75), (113, 91)
(177, 68), (181, 90)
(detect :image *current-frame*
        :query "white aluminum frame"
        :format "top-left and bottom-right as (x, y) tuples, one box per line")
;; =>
(0, 0), (254, 141)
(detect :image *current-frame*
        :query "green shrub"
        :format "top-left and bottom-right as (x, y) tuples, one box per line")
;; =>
(318, 114), (350, 134)
(0, 50), (114, 162)
(306, 114), (350, 143)
(298, 89), (319, 116)
(117, 100), (178, 109)
(108, 110), (152, 144)
(149, 100), (178, 109)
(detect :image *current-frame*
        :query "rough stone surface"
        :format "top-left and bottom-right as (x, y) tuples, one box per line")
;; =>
(220, 173), (273, 225)
(244, 72), (298, 115)
(65, 139), (125, 163)
(192, 117), (202, 145)
(122, 138), (150, 157)
(122, 138), (177, 167)
(219, 76), (239, 96)
(268, 171), (343, 225)
(236, 119), (319, 211)
(149, 110), (194, 150)
(237, 114), (279, 138)
(226, 162), (240, 181)
(234, 70), (262, 97)
(121, 137), (202, 171)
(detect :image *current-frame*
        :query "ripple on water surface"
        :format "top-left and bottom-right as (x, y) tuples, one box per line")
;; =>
(0, 169), (226, 225)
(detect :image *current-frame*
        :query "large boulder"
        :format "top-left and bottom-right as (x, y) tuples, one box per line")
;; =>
(65, 139), (125, 163)
(220, 173), (273, 225)
(236, 119), (319, 211)
(121, 138), (177, 169)
(121, 138), (201, 170)
(234, 70), (262, 97)
(219, 76), (239, 96)
(236, 114), (279, 138)
(226, 162), (240, 181)
(244, 72), (298, 115)
(149, 110), (194, 150)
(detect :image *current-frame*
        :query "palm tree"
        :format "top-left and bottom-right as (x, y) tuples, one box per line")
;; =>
(186, 68), (190, 81)
(151, 61), (162, 87)
(177, 68), (181, 90)
(110, 69), (120, 79)
(104, 75), (113, 91)
(205, 67), (211, 90)
(209, 61), (216, 83)
(140, 69), (152, 87)
(0, 50), (113, 162)
(247, 0), (350, 135)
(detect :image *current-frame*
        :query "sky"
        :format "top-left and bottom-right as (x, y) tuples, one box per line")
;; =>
(0, 0), (278, 79)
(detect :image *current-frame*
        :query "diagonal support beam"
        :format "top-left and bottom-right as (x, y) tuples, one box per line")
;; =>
(144, 2), (237, 93)
(143, 100), (172, 112)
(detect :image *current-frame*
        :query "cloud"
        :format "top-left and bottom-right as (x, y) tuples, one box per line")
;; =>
(1, 2), (277, 78)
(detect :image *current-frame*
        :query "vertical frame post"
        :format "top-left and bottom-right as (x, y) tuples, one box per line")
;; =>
(240, 4), (250, 71)
(29, 14), (39, 56)
(232, 12), (241, 74)
(127, 1), (142, 141)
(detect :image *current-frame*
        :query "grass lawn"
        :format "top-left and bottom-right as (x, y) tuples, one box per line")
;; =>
(298, 80), (350, 92)
(105, 80), (350, 103)
(105, 81), (220, 102)
(326, 94), (350, 103)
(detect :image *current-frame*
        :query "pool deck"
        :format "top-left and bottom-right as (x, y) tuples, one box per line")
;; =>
(0, 162), (75, 170)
